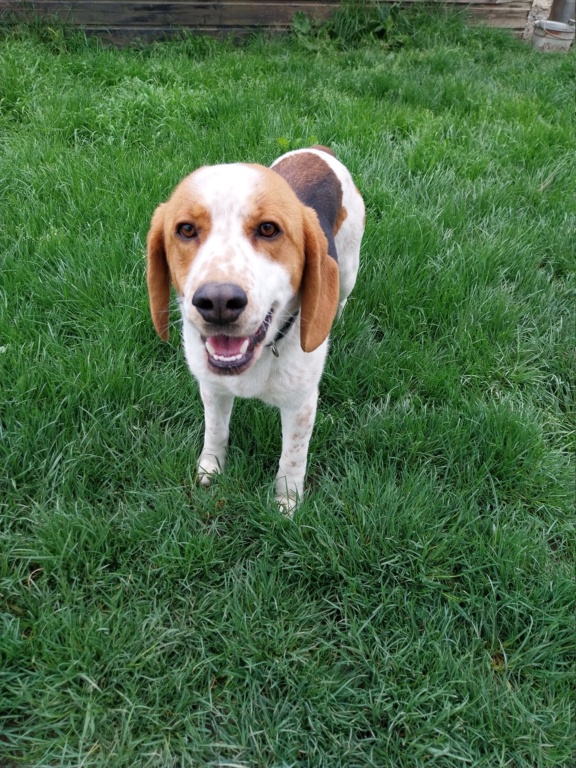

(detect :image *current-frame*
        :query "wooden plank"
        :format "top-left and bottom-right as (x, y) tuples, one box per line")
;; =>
(21, 4), (331, 29)
(0, 4), (339, 33)
(0, 1), (340, 27)
(0, 0), (530, 35)
(466, 1), (531, 27)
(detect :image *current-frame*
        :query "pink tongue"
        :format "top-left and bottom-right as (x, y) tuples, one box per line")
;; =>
(207, 335), (248, 356)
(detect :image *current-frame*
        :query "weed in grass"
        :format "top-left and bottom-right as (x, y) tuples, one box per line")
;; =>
(1, 6), (575, 767)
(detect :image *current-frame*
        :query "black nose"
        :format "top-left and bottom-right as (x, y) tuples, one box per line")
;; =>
(192, 282), (248, 325)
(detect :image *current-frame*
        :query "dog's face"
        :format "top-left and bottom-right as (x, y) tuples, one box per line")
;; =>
(147, 163), (339, 374)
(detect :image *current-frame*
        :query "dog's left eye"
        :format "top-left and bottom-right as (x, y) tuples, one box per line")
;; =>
(177, 223), (198, 240)
(257, 222), (280, 239)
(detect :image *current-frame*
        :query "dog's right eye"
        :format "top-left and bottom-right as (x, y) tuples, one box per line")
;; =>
(177, 223), (198, 240)
(257, 222), (280, 239)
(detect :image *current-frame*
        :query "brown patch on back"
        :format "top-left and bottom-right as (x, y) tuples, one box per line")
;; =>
(272, 152), (343, 261)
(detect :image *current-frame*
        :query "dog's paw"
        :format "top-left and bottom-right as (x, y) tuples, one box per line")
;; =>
(274, 476), (302, 517)
(197, 454), (224, 487)
(275, 492), (299, 517)
(198, 472), (213, 487)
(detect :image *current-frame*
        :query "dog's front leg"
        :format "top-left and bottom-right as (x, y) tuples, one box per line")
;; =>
(275, 388), (319, 514)
(197, 384), (234, 486)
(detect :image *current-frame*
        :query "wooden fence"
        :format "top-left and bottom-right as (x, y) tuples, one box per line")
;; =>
(0, 1), (533, 43)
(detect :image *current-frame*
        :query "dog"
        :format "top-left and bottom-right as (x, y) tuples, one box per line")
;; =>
(146, 146), (365, 512)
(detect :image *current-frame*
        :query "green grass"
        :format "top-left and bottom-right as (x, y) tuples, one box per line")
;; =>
(1, 8), (575, 766)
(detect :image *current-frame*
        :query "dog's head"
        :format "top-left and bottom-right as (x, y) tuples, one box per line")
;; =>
(146, 163), (339, 374)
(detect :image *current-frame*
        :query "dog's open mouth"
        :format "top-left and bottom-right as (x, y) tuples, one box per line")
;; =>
(203, 310), (273, 374)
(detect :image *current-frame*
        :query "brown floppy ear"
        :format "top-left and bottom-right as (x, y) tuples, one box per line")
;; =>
(146, 203), (171, 341)
(299, 207), (340, 353)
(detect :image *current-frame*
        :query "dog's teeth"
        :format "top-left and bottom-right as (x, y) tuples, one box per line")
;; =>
(206, 340), (216, 356)
(239, 339), (249, 355)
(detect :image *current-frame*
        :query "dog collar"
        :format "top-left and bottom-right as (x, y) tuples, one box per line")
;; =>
(266, 311), (299, 358)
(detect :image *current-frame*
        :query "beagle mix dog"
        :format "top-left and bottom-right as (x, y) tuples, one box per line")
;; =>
(147, 146), (365, 511)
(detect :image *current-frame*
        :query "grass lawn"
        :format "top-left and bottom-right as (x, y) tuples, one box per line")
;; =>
(1, 8), (575, 766)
